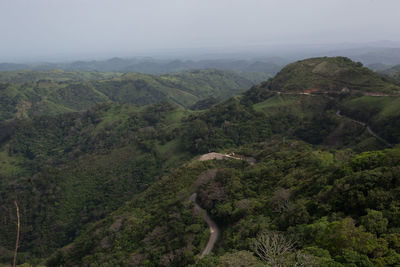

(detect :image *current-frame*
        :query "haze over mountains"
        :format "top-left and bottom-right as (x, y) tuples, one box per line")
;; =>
(2, 41), (400, 78)
(2, 0), (400, 61)
(1, 0), (400, 266)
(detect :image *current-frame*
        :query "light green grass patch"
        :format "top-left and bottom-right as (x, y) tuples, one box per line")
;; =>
(0, 149), (24, 177)
(346, 96), (400, 117)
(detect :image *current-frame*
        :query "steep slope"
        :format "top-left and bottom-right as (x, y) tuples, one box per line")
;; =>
(47, 142), (400, 266)
(0, 102), (194, 263)
(244, 57), (400, 144)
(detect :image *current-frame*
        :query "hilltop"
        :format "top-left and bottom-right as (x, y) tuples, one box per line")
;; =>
(257, 57), (400, 94)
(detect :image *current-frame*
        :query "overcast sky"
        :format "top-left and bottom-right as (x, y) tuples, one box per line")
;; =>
(1, 0), (400, 61)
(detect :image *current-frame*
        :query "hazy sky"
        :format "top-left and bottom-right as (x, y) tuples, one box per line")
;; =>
(1, 0), (400, 61)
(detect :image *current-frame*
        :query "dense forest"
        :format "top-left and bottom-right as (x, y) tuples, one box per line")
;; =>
(0, 57), (399, 266)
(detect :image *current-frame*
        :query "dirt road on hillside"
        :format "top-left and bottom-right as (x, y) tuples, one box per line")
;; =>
(189, 193), (220, 258)
(336, 110), (392, 147)
(198, 152), (256, 164)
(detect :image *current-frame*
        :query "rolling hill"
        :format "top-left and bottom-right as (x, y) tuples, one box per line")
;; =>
(0, 69), (269, 122)
(0, 57), (399, 266)
(381, 64), (400, 83)
(256, 57), (400, 94)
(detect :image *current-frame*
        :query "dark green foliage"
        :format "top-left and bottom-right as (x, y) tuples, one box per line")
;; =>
(0, 102), (193, 262)
(189, 97), (219, 110)
(360, 209), (388, 235)
(46, 163), (224, 266)
(45, 143), (400, 266)
(1, 57), (400, 266)
(181, 99), (274, 153)
(295, 114), (338, 144)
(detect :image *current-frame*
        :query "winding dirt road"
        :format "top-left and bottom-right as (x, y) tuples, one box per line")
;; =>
(189, 193), (220, 259)
(336, 110), (392, 147)
(190, 154), (255, 258)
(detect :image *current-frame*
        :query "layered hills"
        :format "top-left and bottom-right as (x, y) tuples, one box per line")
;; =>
(0, 57), (399, 266)
(0, 58), (285, 75)
(0, 69), (269, 122)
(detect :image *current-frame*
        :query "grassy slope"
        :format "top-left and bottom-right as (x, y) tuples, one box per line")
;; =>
(0, 69), (121, 83)
(0, 69), (268, 122)
(244, 57), (400, 145)
(258, 57), (400, 93)
(340, 95), (400, 144)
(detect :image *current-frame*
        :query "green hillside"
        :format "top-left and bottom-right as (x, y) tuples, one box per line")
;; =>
(0, 69), (269, 122)
(257, 57), (400, 94)
(47, 143), (400, 267)
(0, 57), (399, 266)
(244, 56), (400, 145)
(381, 65), (400, 83)
(0, 102), (194, 263)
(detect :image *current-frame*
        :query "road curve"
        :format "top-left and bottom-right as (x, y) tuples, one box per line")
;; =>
(336, 110), (392, 147)
(189, 193), (220, 258)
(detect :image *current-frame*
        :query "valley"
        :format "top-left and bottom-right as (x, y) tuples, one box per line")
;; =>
(0, 57), (399, 266)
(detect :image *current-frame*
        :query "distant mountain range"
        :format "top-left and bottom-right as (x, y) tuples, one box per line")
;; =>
(2, 45), (400, 77)
(0, 57), (285, 75)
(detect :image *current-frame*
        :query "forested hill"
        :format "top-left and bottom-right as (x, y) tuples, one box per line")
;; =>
(0, 57), (400, 266)
(381, 64), (400, 83)
(254, 57), (400, 94)
(0, 69), (269, 122)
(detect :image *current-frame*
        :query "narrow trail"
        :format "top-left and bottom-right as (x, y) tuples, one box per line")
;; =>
(275, 90), (400, 97)
(336, 110), (393, 147)
(278, 90), (395, 147)
(189, 193), (220, 259)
